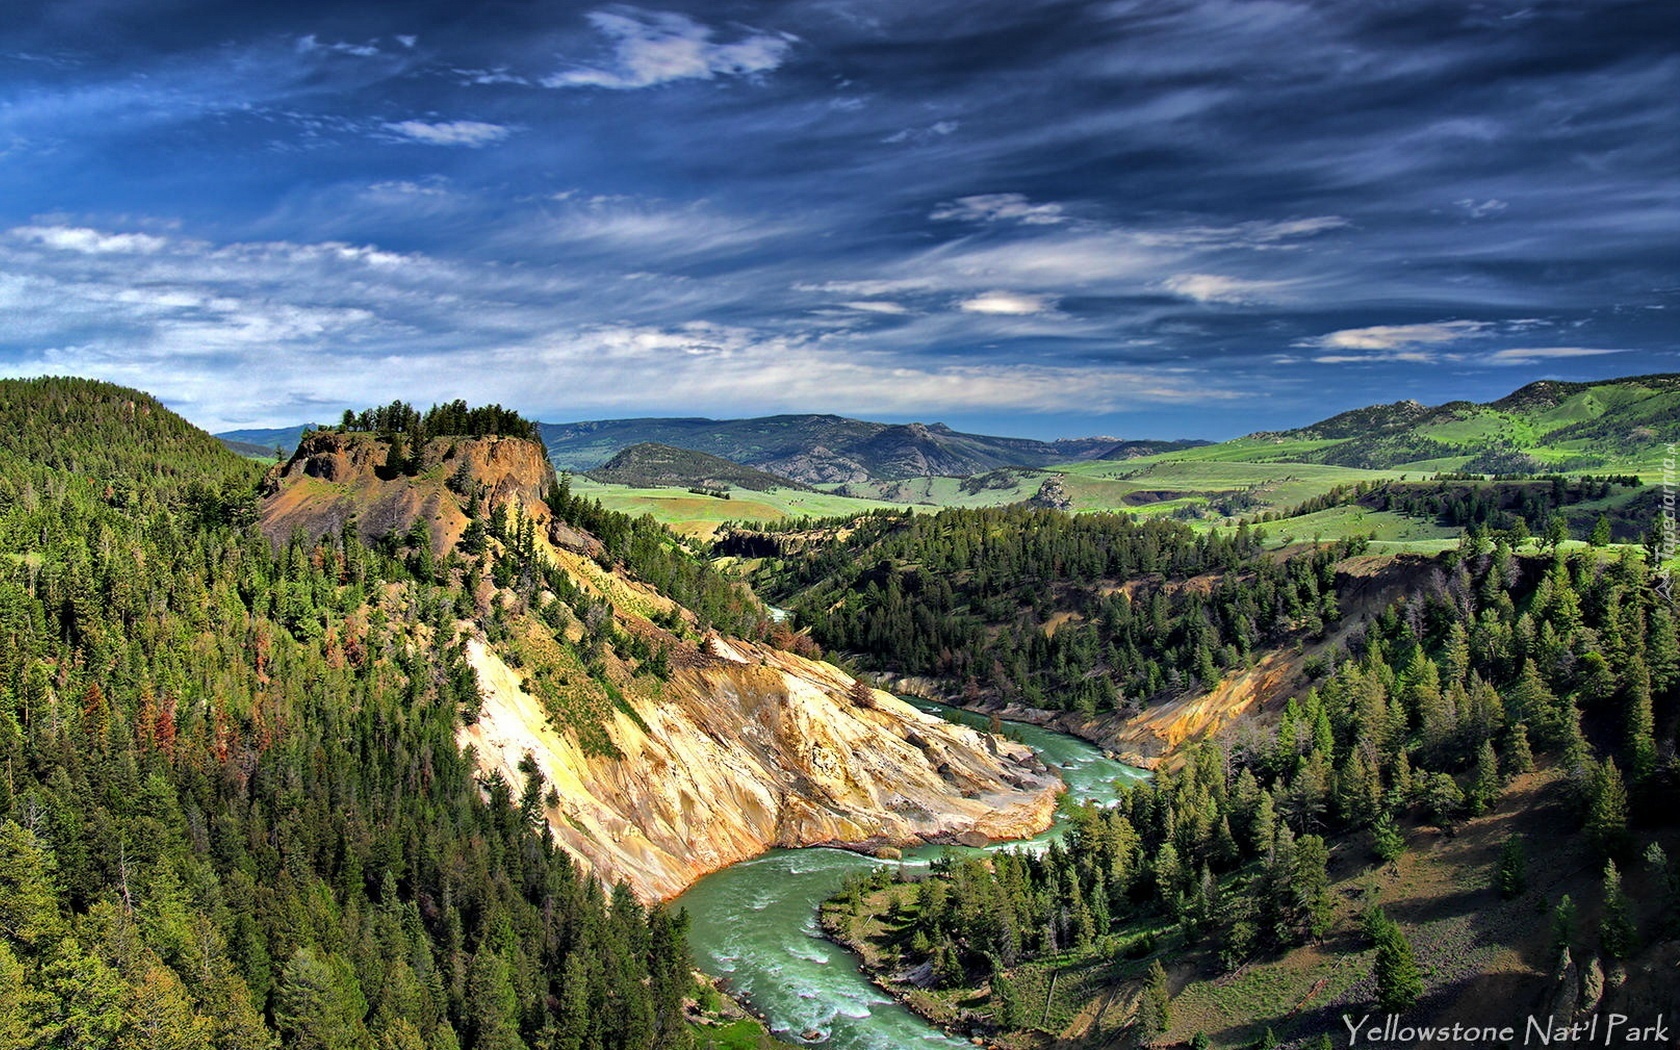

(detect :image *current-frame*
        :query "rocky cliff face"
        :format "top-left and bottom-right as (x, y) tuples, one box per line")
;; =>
(260, 425), (1060, 902)
(460, 634), (1061, 901)
(260, 429), (555, 551)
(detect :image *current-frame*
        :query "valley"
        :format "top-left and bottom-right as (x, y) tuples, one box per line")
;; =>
(3, 373), (1677, 1050)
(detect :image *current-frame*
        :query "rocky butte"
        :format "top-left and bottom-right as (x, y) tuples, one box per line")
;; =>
(261, 427), (1061, 901)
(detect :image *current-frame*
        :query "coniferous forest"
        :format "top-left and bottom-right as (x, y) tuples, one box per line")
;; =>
(0, 378), (693, 1050)
(793, 503), (1680, 1040)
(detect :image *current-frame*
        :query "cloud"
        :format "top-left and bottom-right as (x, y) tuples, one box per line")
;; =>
(883, 120), (959, 144)
(838, 300), (910, 315)
(297, 35), (381, 58)
(1483, 346), (1630, 364)
(544, 8), (793, 90)
(1304, 320), (1491, 351)
(958, 291), (1057, 315)
(382, 120), (513, 147)
(1162, 273), (1292, 304)
(14, 226), (168, 255)
(931, 193), (1066, 226)
(1456, 198), (1509, 219)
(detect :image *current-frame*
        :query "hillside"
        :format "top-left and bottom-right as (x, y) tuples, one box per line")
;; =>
(540, 413), (1198, 482)
(0, 379), (700, 1049)
(258, 419), (1061, 902)
(1268, 373), (1680, 473)
(0, 379), (1056, 1049)
(758, 504), (1680, 1045)
(585, 441), (810, 492)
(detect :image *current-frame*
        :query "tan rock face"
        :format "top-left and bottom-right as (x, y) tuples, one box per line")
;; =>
(459, 634), (1062, 902)
(260, 430), (555, 552)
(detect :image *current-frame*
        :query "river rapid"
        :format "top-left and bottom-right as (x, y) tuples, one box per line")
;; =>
(675, 699), (1148, 1049)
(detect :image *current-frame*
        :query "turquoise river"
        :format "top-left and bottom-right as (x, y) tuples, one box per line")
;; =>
(675, 700), (1148, 1049)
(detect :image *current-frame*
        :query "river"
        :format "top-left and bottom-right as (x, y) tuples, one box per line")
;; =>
(675, 699), (1149, 1049)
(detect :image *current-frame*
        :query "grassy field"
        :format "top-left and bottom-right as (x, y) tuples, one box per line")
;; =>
(568, 476), (911, 537)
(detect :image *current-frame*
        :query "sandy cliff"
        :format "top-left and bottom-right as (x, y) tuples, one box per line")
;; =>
(460, 633), (1061, 901)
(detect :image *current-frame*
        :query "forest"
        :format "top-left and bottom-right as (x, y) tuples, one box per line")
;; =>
(745, 506), (1358, 714)
(823, 536), (1679, 1041)
(0, 378), (694, 1050)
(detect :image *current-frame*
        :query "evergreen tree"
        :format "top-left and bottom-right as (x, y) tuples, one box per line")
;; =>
(274, 947), (370, 1050)
(1599, 861), (1635, 960)
(1495, 835), (1527, 900)
(1140, 959), (1171, 1044)
(1584, 759), (1630, 858)
(1365, 909), (1423, 1012)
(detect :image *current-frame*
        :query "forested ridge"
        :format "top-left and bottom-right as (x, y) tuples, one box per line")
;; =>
(742, 507), (1359, 713)
(0, 378), (694, 1050)
(824, 535), (1680, 1041)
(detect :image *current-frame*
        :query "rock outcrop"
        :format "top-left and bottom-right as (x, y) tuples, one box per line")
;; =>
(460, 634), (1061, 901)
(260, 426), (1062, 903)
(260, 429), (555, 551)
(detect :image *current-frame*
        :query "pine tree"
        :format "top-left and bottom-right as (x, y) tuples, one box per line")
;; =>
(1140, 959), (1171, 1044)
(1495, 834), (1527, 899)
(274, 947), (371, 1050)
(1468, 739), (1502, 816)
(1623, 661), (1657, 782)
(1599, 861), (1635, 960)
(1371, 812), (1405, 864)
(1366, 909), (1423, 1011)
(1584, 759), (1630, 858)
(1551, 895), (1577, 959)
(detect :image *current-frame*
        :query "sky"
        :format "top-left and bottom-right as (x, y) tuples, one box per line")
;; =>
(0, 0), (1675, 439)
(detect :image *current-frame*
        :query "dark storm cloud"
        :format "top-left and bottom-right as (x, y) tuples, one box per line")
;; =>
(0, 0), (1673, 435)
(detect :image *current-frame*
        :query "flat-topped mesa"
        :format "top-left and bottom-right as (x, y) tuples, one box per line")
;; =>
(259, 428), (555, 551)
(460, 634), (1063, 902)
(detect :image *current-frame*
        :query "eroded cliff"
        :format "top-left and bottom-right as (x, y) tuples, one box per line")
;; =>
(261, 427), (1060, 902)
(460, 633), (1060, 901)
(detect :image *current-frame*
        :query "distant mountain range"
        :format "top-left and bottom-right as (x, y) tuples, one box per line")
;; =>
(214, 423), (320, 457)
(216, 373), (1680, 487)
(538, 415), (1199, 484)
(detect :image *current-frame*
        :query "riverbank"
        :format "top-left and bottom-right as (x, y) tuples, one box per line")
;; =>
(817, 880), (1019, 1049)
(675, 702), (1145, 1049)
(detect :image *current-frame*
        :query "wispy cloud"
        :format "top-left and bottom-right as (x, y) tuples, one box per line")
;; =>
(1303, 320), (1491, 352)
(1163, 273), (1293, 304)
(297, 35), (381, 58)
(931, 193), (1066, 226)
(382, 120), (513, 147)
(958, 291), (1058, 316)
(1456, 198), (1509, 219)
(543, 8), (794, 90)
(1484, 346), (1630, 364)
(883, 121), (960, 144)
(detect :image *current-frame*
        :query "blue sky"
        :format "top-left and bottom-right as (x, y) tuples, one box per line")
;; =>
(0, 0), (1674, 439)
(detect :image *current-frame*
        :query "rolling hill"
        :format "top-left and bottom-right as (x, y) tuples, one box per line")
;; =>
(584, 441), (812, 492)
(1258, 373), (1680, 473)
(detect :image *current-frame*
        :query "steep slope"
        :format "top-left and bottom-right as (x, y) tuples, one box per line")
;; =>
(585, 441), (810, 492)
(462, 634), (1057, 901)
(0, 380), (701, 1050)
(259, 419), (1061, 901)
